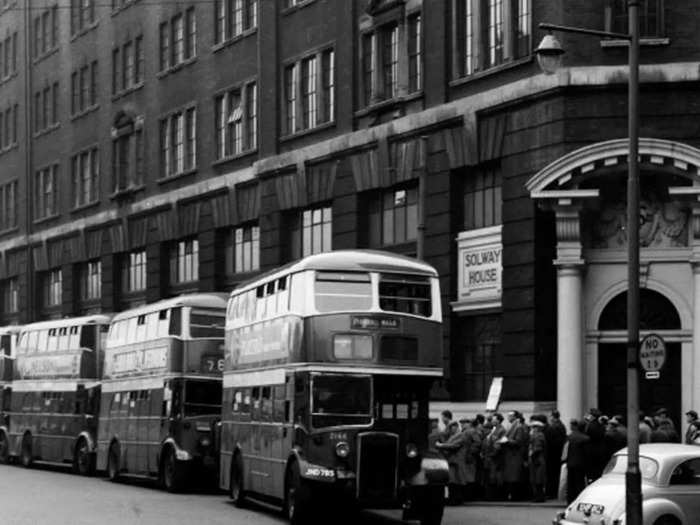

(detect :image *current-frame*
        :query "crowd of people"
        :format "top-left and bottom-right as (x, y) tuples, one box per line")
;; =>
(430, 407), (700, 505)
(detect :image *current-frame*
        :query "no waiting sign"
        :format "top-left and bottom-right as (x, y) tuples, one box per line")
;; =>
(639, 334), (666, 372)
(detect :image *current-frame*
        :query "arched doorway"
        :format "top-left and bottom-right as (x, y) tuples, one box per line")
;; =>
(598, 289), (682, 427)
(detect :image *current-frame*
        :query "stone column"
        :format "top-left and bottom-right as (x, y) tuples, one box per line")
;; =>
(691, 207), (700, 414)
(554, 205), (585, 425)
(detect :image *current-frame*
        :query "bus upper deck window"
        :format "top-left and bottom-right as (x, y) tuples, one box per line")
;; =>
(315, 272), (372, 313)
(169, 307), (182, 336)
(79, 326), (96, 351)
(378, 274), (432, 317)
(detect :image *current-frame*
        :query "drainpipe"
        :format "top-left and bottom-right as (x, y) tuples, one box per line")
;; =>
(23, 0), (34, 322)
(416, 135), (428, 260)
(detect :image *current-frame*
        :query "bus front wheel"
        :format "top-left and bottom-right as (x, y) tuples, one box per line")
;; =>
(162, 447), (186, 493)
(0, 432), (8, 464)
(107, 444), (120, 482)
(285, 462), (312, 525)
(230, 453), (246, 507)
(20, 434), (32, 468)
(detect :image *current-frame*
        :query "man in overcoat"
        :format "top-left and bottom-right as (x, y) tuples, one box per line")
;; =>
(565, 419), (591, 504)
(545, 410), (567, 499)
(482, 412), (506, 500)
(528, 419), (547, 502)
(436, 421), (468, 504)
(461, 419), (482, 501)
(503, 410), (528, 500)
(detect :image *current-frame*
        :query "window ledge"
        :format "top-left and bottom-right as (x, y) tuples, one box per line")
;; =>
(33, 214), (60, 226)
(70, 104), (100, 122)
(110, 184), (145, 200)
(70, 21), (99, 42)
(70, 201), (100, 214)
(0, 71), (18, 87)
(449, 55), (534, 89)
(0, 143), (18, 156)
(212, 149), (258, 166)
(111, 1), (139, 17)
(157, 56), (198, 79)
(281, 0), (317, 16)
(212, 28), (258, 53)
(156, 168), (198, 185)
(0, 226), (19, 237)
(33, 123), (61, 139)
(355, 92), (424, 118)
(111, 82), (145, 102)
(280, 121), (336, 142)
(601, 37), (670, 48)
(32, 46), (59, 65)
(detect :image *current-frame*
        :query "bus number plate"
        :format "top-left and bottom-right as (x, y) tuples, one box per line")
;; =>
(201, 357), (225, 373)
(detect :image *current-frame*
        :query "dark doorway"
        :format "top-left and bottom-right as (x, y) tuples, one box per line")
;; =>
(597, 289), (682, 429)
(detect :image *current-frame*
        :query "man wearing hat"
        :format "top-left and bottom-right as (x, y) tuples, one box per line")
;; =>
(528, 418), (547, 502)
(584, 408), (606, 482)
(651, 408), (679, 443)
(685, 410), (699, 444)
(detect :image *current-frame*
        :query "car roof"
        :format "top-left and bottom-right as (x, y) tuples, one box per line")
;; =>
(615, 444), (700, 482)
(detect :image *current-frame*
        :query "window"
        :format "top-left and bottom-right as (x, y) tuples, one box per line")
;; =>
(378, 273), (432, 317)
(462, 314), (501, 401)
(71, 147), (99, 208)
(79, 260), (101, 301)
(71, 61), (98, 115)
(463, 166), (502, 230)
(0, 104), (17, 150)
(224, 224), (260, 274)
(0, 180), (16, 231)
(113, 35), (143, 94)
(0, 31), (18, 79)
(608, 0), (663, 38)
(169, 238), (199, 284)
(452, 0), (531, 78)
(381, 24), (398, 99)
(35, 164), (58, 220)
(33, 5), (58, 59)
(70, 0), (96, 36)
(284, 48), (334, 134)
(159, 8), (196, 72)
(315, 272), (372, 313)
(291, 206), (332, 259)
(112, 116), (144, 193)
(160, 106), (196, 177)
(42, 268), (62, 308)
(1, 277), (18, 314)
(215, 81), (257, 158)
(34, 82), (59, 133)
(214, 0), (257, 44)
(407, 14), (422, 93)
(121, 249), (147, 293)
(367, 186), (418, 247)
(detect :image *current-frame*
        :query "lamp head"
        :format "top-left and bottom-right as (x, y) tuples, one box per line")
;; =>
(535, 33), (565, 75)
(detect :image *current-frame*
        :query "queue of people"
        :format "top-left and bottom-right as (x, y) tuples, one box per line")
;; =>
(431, 406), (695, 506)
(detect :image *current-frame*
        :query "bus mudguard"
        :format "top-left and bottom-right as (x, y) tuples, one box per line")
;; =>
(288, 449), (336, 484)
(405, 457), (450, 487)
(161, 437), (192, 462)
(75, 431), (96, 453)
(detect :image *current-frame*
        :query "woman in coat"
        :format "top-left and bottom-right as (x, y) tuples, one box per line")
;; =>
(528, 420), (547, 502)
(436, 421), (468, 504)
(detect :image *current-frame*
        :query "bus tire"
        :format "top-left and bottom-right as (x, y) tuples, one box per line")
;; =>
(230, 453), (246, 507)
(162, 447), (186, 493)
(20, 434), (32, 468)
(0, 431), (9, 464)
(107, 443), (120, 482)
(285, 461), (312, 525)
(73, 438), (94, 476)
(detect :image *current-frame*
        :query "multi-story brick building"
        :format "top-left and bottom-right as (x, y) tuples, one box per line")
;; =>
(1, 0), (700, 424)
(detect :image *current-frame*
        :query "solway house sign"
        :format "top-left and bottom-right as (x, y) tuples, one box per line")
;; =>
(453, 225), (502, 312)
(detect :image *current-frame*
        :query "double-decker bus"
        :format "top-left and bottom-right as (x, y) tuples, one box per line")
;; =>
(0, 325), (20, 462)
(97, 293), (227, 492)
(2, 316), (111, 474)
(219, 250), (448, 525)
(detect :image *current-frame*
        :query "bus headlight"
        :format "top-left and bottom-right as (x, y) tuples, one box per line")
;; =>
(333, 335), (373, 360)
(405, 443), (418, 458)
(335, 441), (350, 458)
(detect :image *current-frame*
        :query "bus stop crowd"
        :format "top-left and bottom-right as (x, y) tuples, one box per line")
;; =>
(430, 407), (700, 505)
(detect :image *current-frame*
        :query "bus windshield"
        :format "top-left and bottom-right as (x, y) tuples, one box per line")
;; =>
(315, 272), (372, 313)
(189, 311), (225, 339)
(311, 374), (372, 428)
(183, 379), (222, 417)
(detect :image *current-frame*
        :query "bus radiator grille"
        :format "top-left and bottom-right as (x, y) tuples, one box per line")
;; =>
(357, 432), (398, 504)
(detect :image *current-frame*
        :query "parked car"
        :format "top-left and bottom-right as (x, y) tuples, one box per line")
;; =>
(553, 444), (700, 525)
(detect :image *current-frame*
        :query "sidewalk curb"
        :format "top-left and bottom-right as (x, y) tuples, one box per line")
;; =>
(463, 500), (565, 508)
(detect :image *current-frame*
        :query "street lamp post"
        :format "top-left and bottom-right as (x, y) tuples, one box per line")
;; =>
(536, 3), (642, 525)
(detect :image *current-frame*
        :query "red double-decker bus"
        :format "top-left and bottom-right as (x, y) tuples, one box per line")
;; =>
(219, 250), (448, 525)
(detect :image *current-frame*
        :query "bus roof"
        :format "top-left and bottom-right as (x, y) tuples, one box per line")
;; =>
(0, 325), (22, 336)
(19, 314), (113, 333)
(111, 293), (229, 322)
(232, 250), (438, 295)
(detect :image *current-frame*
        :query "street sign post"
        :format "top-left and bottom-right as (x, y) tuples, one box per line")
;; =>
(639, 334), (666, 379)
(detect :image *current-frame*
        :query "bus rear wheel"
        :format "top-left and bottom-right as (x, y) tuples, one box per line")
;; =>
(230, 453), (245, 507)
(285, 462), (312, 525)
(107, 444), (120, 482)
(0, 432), (8, 464)
(73, 438), (94, 476)
(162, 448), (186, 493)
(20, 434), (32, 468)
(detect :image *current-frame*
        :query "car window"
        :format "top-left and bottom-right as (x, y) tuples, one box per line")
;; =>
(604, 454), (659, 481)
(669, 458), (700, 485)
